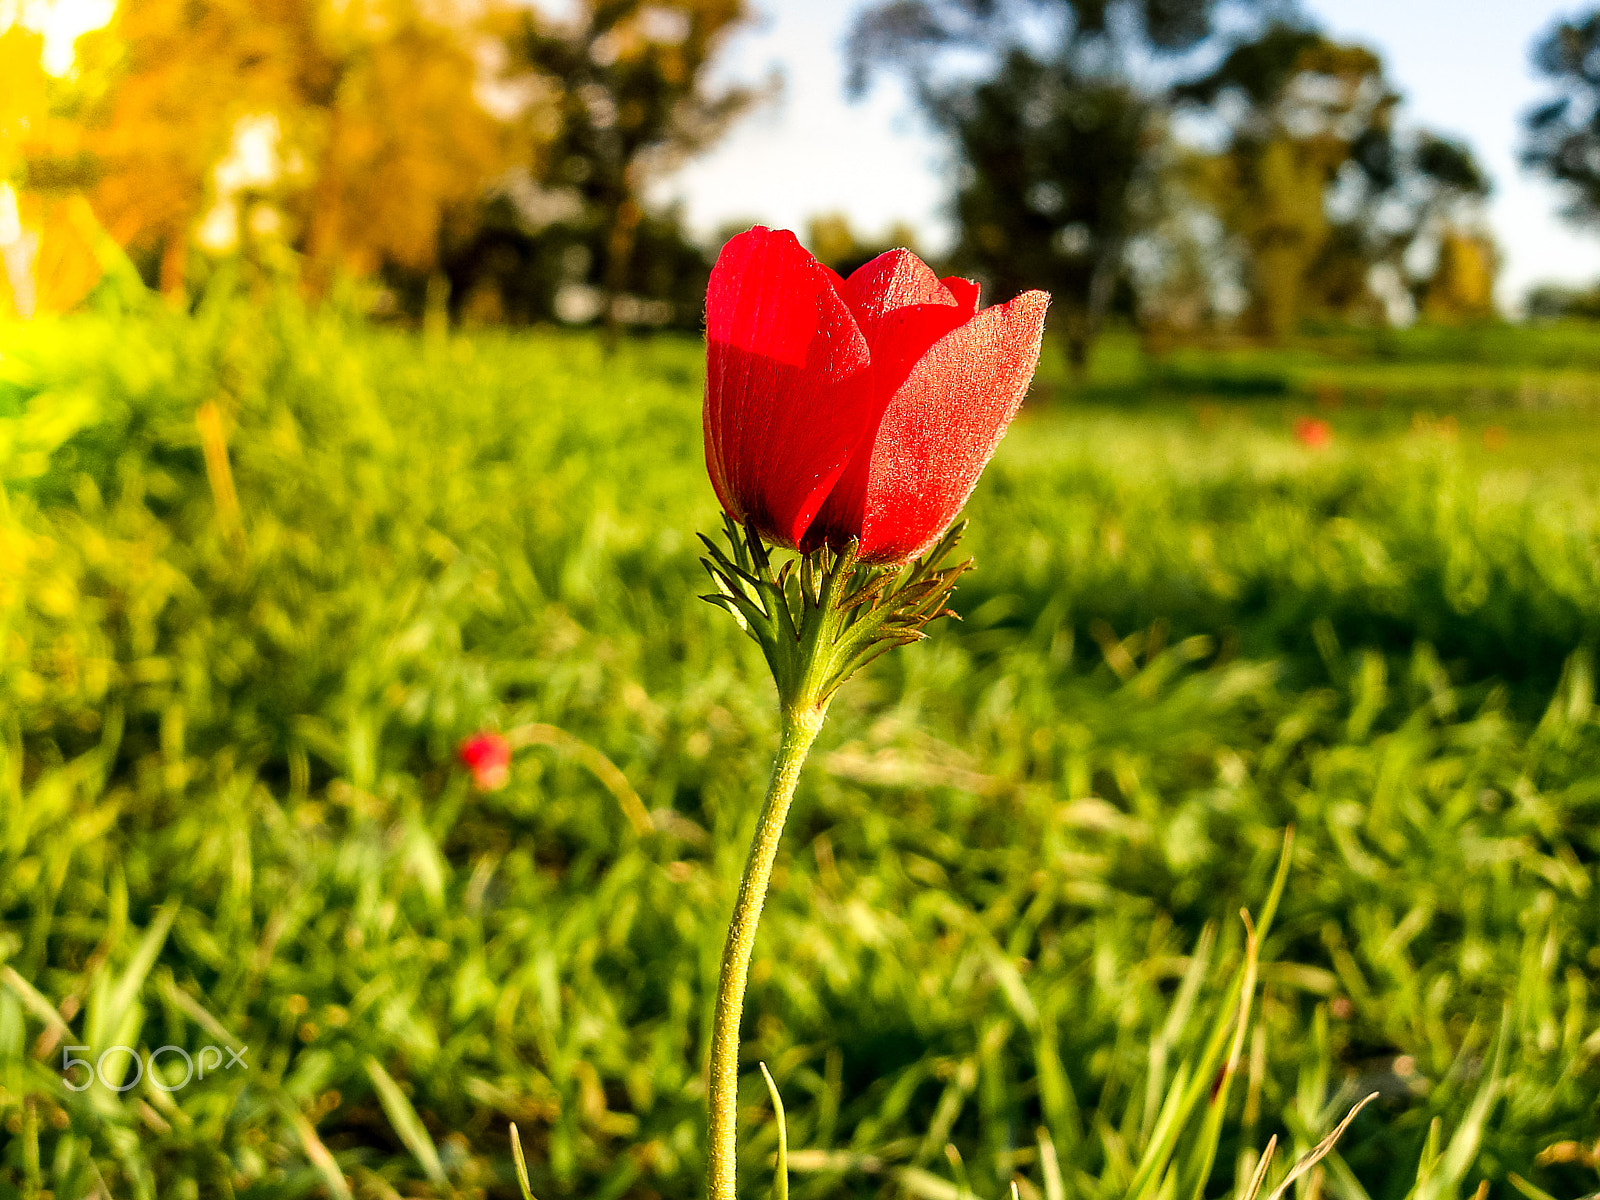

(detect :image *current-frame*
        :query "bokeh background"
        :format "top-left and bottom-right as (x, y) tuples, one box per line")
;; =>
(9, 1), (1600, 1199)
(13, 0), (1600, 335)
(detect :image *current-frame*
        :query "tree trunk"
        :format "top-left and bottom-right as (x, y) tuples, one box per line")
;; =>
(1072, 233), (1125, 381)
(423, 270), (451, 339)
(159, 232), (188, 304)
(1066, 330), (1090, 380)
(601, 193), (642, 356)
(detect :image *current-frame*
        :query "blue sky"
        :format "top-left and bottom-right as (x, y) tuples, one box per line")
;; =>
(658, 0), (1600, 309)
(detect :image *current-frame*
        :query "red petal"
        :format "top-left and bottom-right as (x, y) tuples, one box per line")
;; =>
(814, 290), (1050, 563)
(941, 277), (981, 316)
(840, 250), (970, 429)
(841, 249), (958, 344)
(862, 302), (973, 417)
(704, 227), (874, 547)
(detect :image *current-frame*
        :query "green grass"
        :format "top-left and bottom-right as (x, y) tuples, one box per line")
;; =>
(3, 297), (1600, 1200)
(1044, 324), (1600, 438)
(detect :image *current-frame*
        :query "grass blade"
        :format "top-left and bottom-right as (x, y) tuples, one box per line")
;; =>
(364, 1055), (447, 1188)
(760, 1061), (789, 1200)
(510, 1123), (539, 1200)
(1267, 1095), (1378, 1200)
(280, 1095), (354, 1200)
(1241, 1136), (1277, 1200)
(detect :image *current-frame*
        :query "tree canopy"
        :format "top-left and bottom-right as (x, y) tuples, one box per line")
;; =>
(1525, 11), (1600, 228)
(847, 0), (1263, 368)
(848, 0), (1498, 355)
(466, 0), (760, 331)
(1182, 25), (1492, 334)
(2, 0), (756, 325)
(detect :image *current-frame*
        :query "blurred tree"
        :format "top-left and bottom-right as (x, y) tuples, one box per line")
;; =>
(1179, 28), (1393, 337)
(1, 26), (56, 184)
(1126, 175), (1232, 343)
(1, 27), (51, 317)
(806, 211), (922, 277)
(10, 0), (755, 325)
(1181, 25), (1493, 336)
(0, 26), (107, 315)
(1523, 281), (1600, 321)
(70, 0), (507, 298)
(292, 2), (511, 293)
(1394, 135), (1496, 319)
(1525, 11), (1600, 228)
(1525, 280), (1600, 320)
(73, 0), (297, 296)
(945, 52), (1156, 372)
(1346, 132), (1494, 321)
(492, 0), (761, 336)
(1421, 229), (1497, 320)
(847, 0), (1262, 375)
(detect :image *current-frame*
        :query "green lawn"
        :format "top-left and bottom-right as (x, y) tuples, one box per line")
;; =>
(3, 299), (1600, 1200)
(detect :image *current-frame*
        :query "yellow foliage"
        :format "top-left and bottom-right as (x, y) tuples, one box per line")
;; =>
(76, 0), (303, 294)
(0, 27), (52, 178)
(1, 25), (94, 193)
(0, 513), (35, 694)
(1, 192), (108, 318)
(1209, 137), (1332, 340)
(1193, 39), (1393, 340)
(297, 2), (509, 281)
(0, 28), (110, 318)
(66, 0), (510, 296)
(807, 213), (856, 268)
(1424, 230), (1498, 320)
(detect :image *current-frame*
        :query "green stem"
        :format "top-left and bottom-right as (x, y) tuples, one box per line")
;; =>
(708, 702), (827, 1200)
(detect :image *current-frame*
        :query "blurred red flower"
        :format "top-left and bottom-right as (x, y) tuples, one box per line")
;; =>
(704, 226), (1050, 564)
(1293, 416), (1333, 449)
(458, 732), (511, 792)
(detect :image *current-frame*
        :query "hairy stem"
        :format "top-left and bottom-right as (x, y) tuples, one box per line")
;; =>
(708, 703), (827, 1200)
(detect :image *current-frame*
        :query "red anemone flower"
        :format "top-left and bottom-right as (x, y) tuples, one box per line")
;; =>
(704, 227), (1049, 564)
(1293, 416), (1333, 450)
(458, 732), (511, 792)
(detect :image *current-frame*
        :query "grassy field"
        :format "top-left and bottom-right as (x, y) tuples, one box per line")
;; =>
(4, 296), (1600, 1200)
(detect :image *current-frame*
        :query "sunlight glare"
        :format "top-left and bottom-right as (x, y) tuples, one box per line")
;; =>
(2, 0), (115, 74)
